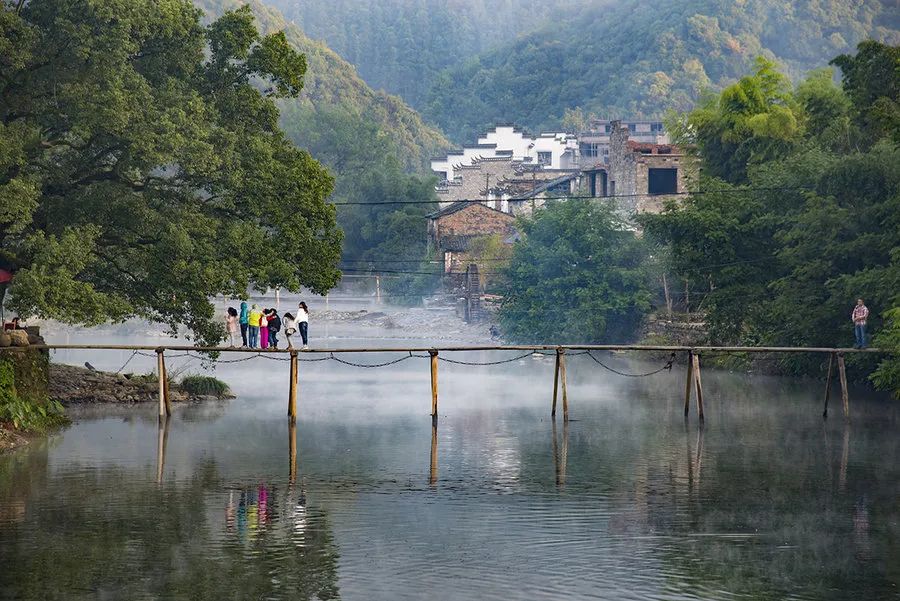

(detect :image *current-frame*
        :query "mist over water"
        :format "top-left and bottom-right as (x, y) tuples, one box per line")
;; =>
(1, 308), (898, 600)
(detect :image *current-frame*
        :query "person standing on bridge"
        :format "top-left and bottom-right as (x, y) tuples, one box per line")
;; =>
(248, 304), (262, 348)
(225, 307), (239, 347)
(297, 302), (310, 350)
(239, 301), (249, 347)
(852, 298), (869, 349)
(259, 309), (269, 349)
(283, 312), (296, 348)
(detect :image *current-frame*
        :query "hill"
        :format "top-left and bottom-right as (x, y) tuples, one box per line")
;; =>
(194, 0), (449, 169)
(422, 0), (900, 142)
(266, 0), (591, 109)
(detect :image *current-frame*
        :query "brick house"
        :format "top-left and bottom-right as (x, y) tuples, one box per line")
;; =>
(426, 201), (516, 277)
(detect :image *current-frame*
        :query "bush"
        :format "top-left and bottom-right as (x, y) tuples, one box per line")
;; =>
(179, 375), (231, 398)
(0, 361), (68, 432)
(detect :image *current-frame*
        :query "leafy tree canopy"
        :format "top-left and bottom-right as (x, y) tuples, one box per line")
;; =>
(499, 201), (653, 344)
(0, 0), (342, 344)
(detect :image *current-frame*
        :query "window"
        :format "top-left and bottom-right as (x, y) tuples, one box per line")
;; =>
(648, 168), (678, 194)
(537, 151), (552, 166)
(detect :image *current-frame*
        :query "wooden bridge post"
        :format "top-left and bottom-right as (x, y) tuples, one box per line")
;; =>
(822, 352), (835, 418)
(837, 352), (849, 420)
(683, 351), (694, 417)
(692, 353), (705, 422)
(156, 349), (171, 417)
(288, 350), (298, 422)
(430, 350), (439, 426)
(559, 348), (569, 423)
(552, 348), (561, 418)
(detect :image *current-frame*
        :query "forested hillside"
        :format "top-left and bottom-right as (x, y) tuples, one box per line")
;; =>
(195, 0), (448, 169)
(424, 0), (900, 142)
(267, 0), (591, 109)
(194, 0), (448, 275)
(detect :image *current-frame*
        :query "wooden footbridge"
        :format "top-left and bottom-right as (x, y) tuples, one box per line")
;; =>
(27, 343), (889, 424)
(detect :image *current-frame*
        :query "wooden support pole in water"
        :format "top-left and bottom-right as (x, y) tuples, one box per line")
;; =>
(822, 352), (835, 418)
(430, 350), (439, 426)
(156, 349), (171, 417)
(692, 353), (705, 422)
(552, 348), (561, 418)
(559, 348), (569, 423)
(288, 350), (298, 421)
(684, 351), (694, 418)
(837, 352), (849, 419)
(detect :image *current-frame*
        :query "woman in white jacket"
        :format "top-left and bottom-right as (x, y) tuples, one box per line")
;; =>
(296, 302), (310, 349)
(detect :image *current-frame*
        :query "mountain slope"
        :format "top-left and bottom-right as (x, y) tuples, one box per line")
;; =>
(266, 0), (593, 109)
(423, 0), (900, 142)
(194, 0), (448, 169)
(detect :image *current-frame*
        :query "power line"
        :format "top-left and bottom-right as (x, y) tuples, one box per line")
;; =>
(328, 186), (813, 207)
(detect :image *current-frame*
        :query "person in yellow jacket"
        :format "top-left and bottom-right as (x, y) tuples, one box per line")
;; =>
(247, 304), (263, 348)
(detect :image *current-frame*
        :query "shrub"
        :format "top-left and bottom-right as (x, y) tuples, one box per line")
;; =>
(179, 375), (232, 398)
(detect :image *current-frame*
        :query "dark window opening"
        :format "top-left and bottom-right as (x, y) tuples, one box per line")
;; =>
(648, 168), (678, 194)
(537, 151), (552, 166)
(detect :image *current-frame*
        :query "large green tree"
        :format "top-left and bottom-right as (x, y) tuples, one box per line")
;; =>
(499, 201), (653, 344)
(0, 0), (342, 344)
(643, 42), (900, 389)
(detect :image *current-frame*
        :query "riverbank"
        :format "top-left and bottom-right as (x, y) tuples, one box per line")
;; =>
(50, 364), (235, 405)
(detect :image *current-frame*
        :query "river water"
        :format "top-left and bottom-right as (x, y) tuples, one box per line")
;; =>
(1, 315), (899, 600)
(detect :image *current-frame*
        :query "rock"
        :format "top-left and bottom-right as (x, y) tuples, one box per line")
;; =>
(8, 330), (29, 347)
(0, 332), (10, 348)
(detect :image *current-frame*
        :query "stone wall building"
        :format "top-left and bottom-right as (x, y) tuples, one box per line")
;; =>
(583, 120), (693, 215)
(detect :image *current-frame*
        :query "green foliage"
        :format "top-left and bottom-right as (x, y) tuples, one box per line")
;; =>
(643, 43), (900, 384)
(499, 201), (653, 344)
(422, 0), (898, 142)
(0, 362), (66, 433)
(831, 41), (900, 144)
(871, 308), (900, 398)
(195, 1), (450, 289)
(179, 375), (231, 398)
(266, 0), (580, 110)
(1, 0), (343, 345)
(195, 0), (449, 170)
(465, 234), (513, 294)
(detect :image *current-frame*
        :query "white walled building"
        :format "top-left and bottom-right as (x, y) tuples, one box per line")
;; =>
(431, 125), (578, 182)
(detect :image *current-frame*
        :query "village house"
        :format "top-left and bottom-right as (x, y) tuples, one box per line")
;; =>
(582, 120), (691, 214)
(426, 120), (693, 298)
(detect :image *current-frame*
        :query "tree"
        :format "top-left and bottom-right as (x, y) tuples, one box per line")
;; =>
(644, 45), (900, 386)
(499, 201), (653, 344)
(831, 41), (900, 144)
(0, 1), (342, 344)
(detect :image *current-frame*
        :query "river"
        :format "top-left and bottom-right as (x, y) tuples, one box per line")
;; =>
(1, 308), (898, 600)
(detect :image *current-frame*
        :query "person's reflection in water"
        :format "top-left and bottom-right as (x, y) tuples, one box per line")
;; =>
(853, 495), (871, 559)
(225, 490), (236, 532)
(258, 485), (268, 529)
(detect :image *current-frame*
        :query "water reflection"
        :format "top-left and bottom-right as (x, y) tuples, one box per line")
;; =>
(0, 456), (341, 600)
(551, 418), (568, 486)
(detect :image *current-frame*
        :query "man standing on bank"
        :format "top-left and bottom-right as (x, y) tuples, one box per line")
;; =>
(852, 298), (869, 349)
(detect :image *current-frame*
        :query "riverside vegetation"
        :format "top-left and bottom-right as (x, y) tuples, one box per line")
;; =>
(496, 43), (900, 397)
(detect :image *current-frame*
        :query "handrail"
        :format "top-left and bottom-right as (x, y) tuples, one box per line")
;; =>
(11, 343), (891, 354)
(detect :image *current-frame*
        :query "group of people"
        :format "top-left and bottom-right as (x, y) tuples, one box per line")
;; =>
(225, 301), (310, 350)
